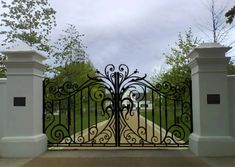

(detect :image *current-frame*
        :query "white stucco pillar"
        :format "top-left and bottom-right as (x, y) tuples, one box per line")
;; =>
(0, 78), (7, 153)
(0, 45), (47, 157)
(188, 43), (235, 156)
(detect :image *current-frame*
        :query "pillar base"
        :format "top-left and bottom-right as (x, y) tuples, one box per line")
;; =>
(0, 134), (47, 157)
(189, 133), (235, 157)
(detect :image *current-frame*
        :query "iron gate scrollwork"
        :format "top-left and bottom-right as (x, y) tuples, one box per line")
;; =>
(43, 64), (192, 147)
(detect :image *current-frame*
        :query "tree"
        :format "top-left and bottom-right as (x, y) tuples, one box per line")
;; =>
(50, 24), (87, 66)
(53, 62), (96, 84)
(225, 5), (235, 74)
(51, 62), (97, 107)
(228, 61), (235, 74)
(198, 0), (235, 43)
(151, 29), (199, 85)
(225, 6), (235, 24)
(0, 0), (56, 52)
(0, 54), (6, 78)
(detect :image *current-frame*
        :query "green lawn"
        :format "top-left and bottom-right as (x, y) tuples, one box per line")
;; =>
(139, 105), (191, 143)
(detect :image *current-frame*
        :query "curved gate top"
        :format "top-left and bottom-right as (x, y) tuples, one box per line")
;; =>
(43, 64), (192, 148)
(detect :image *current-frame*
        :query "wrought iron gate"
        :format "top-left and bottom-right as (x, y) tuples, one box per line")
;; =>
(43, 64), (192, 148)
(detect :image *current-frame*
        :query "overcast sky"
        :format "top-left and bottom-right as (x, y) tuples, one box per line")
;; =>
(2, 0), (235, 78)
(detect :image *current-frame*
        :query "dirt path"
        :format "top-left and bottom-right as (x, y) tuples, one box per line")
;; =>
(60, 111), (182, 146)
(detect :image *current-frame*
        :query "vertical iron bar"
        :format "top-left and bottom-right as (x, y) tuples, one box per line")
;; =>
(151, 90), (155, 137)
(181, 100), (184, 115)
(59, 100), (62, 124)
(159, 95), (162, 143)
(95, 102), (98, 127)
(80, 91), (83, 136)
(137, 101), (140, 127)
(144, 87), (147, 141)
(114, 72), (120, 147)
(68, 96), (71, 134)
(165, 98), (168, 135)
(88, 87), (90, 141)
(42, 79), (45, 133)
(52, 100), (54, 116)
(174, 100), (176, 124)
(51, 99), (54, 144)
(73, 95), (76, 143)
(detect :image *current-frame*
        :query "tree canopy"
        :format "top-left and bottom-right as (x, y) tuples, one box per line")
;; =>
(152, 27), (235, 86)
(50, 24), (87, 66)
(0, 1), (94, 81)
(53, 62), (95, 82)
(0, 0), (56, 52)
(151, 29), (199, 85)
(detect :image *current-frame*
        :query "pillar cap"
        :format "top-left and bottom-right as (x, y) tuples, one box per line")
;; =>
(1, 44), (47, 62)
(197, 43), (227, 48)
(188, 43), (231, 60)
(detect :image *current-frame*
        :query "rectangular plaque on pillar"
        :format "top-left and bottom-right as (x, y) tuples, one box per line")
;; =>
(207, 94), (220, 104)
(14, 97), (26, 106)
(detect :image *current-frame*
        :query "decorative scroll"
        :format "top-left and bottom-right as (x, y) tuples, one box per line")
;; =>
(43, 64), (192, 148)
